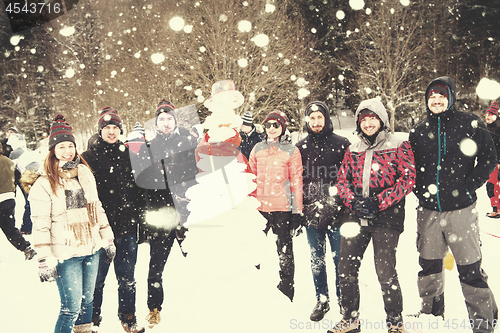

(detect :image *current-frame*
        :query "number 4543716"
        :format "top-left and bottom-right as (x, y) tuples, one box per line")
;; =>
(5, 2), (61, 14)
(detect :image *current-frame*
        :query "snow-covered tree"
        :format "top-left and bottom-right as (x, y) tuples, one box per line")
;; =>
(339, 0), (429, 132)
(94, 0), (325, 131)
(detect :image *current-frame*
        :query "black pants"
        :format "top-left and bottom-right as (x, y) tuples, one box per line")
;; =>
(0, 199), (30, 252)
(260, 211), (294, 286)
(147, 230), (176, 311)
(339, 225), (402, 325)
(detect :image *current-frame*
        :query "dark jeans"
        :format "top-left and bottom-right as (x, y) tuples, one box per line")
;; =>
(55, 252), (99, 333)
(16, 185), (33, 234)
(93, 233), (139, 321)
(0, 199), (30, 251)
(305, 225), (341, 302)
(339, 225), (402, 325)
(260, 211), (294, 286)
(147, 230), (176, 311)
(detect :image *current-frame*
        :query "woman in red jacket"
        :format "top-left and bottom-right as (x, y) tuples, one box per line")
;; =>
(248, 110), (303, 302)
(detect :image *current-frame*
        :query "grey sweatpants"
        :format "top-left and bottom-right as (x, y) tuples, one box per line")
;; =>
(416, 203), (498, 332)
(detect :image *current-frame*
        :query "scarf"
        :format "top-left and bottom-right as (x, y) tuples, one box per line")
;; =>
(59, 158), (100, 246)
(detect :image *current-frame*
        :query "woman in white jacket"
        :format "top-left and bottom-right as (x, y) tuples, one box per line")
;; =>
(28, 115), (115, 333)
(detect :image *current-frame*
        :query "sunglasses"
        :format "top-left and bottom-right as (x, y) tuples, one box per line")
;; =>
(265, 122), (281, 129)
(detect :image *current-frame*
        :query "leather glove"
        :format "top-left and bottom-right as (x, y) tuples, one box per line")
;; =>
(23, 246), (37, 260)
(353, 197), (379, 220)
(104, 240), (116, 264)
(38, 258), (58, 282)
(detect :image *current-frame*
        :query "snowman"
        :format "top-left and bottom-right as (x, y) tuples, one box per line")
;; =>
(185, 80), (262, 224)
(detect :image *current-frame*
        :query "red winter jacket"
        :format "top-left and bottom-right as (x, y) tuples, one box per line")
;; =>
(337, 99), (416, 231)
(249, 135), (303, 213)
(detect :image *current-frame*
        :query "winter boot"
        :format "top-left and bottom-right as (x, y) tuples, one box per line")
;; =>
(120, 313), (145, 333)
(145, 308), (161, 328)
(486, 211), (500, 218)
(388, 324), (404, 333)
(326, 318), (361, 333)
(73, 323), (92, 333)
(91, 314), (101, 333)
(310, 299), (330, 321)
(408, 293), (445, 320)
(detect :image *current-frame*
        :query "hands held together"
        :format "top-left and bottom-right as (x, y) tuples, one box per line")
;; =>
(353, 197), (379, 220)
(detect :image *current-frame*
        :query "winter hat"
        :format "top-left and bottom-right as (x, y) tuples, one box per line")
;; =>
(485, 101), (499, 117)
(241, 111), (253, 126)
(264, 110), (289, 132)
(357, 109), (380, 125)
(191, 124), (203, 137)
(48, 114), (76, 150)
(155, 99), (176, 125)
(98, 107), (123, 134)
(428, 83), (449, 100)
(204, 80), (244, 110)
(305, 101), (329, 117)
(132, 122), (145, 136)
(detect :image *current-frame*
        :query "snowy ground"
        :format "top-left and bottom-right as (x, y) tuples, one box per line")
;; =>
(1, 131), (499, 333)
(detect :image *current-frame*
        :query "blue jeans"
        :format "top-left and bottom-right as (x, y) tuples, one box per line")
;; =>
(305, 225), (341, 302)
(54, 252), (100, 333)
(93, 234), (138, 321)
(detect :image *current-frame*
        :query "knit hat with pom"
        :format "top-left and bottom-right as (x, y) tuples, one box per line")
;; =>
(485, 101), (499, 117)
(264, 110), (289, 132)
(98, 107), (123, 134)
(155, 100), (176, 125)
(49, 114), (76, 150)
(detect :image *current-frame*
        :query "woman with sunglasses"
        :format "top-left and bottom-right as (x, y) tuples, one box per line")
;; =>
(248, 110), (303, 302)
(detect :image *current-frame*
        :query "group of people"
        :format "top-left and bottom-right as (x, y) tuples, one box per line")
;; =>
(2, 76), (498, 333)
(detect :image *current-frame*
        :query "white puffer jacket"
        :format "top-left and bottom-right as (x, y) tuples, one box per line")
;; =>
(29, 164), (114, 261)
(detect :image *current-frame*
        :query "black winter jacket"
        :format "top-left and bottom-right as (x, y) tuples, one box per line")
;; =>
(239, 126), (264, 160)
(296, 101), (350, 229)
(81, 137), (146, 236)
(409, 76), (497, 212)
(133, 127), (198, 227)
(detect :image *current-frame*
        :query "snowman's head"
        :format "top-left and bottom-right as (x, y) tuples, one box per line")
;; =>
(204, 80), (244, 112)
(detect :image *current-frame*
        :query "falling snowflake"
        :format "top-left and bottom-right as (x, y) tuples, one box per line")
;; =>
(169, 17), (185, 31)
(151, 53), (165, 64)
(251, 34), (269, 47)
(238, 20), (252, 33)
(60, 26), (75, 37)
(459, 138), (477, 157)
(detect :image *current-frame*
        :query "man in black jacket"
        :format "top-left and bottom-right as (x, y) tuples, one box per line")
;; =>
(239, 110), (263, 160)
(82, 107), (146, 333)
(409, 77), (498, 332)
(133, 100), (198, 329)
(296, 101), (350, 321)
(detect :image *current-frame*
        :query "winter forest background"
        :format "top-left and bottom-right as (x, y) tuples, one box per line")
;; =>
(1, 0), (500, 147)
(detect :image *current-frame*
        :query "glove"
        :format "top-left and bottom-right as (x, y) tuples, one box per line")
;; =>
(175, 225), (188, 242)
(23, 246), (37, 260)
(290, 213), (303, 231)
(104, 240), (116, 264)
(38, 258), (58, 282)
(353, 197), (379, 220)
